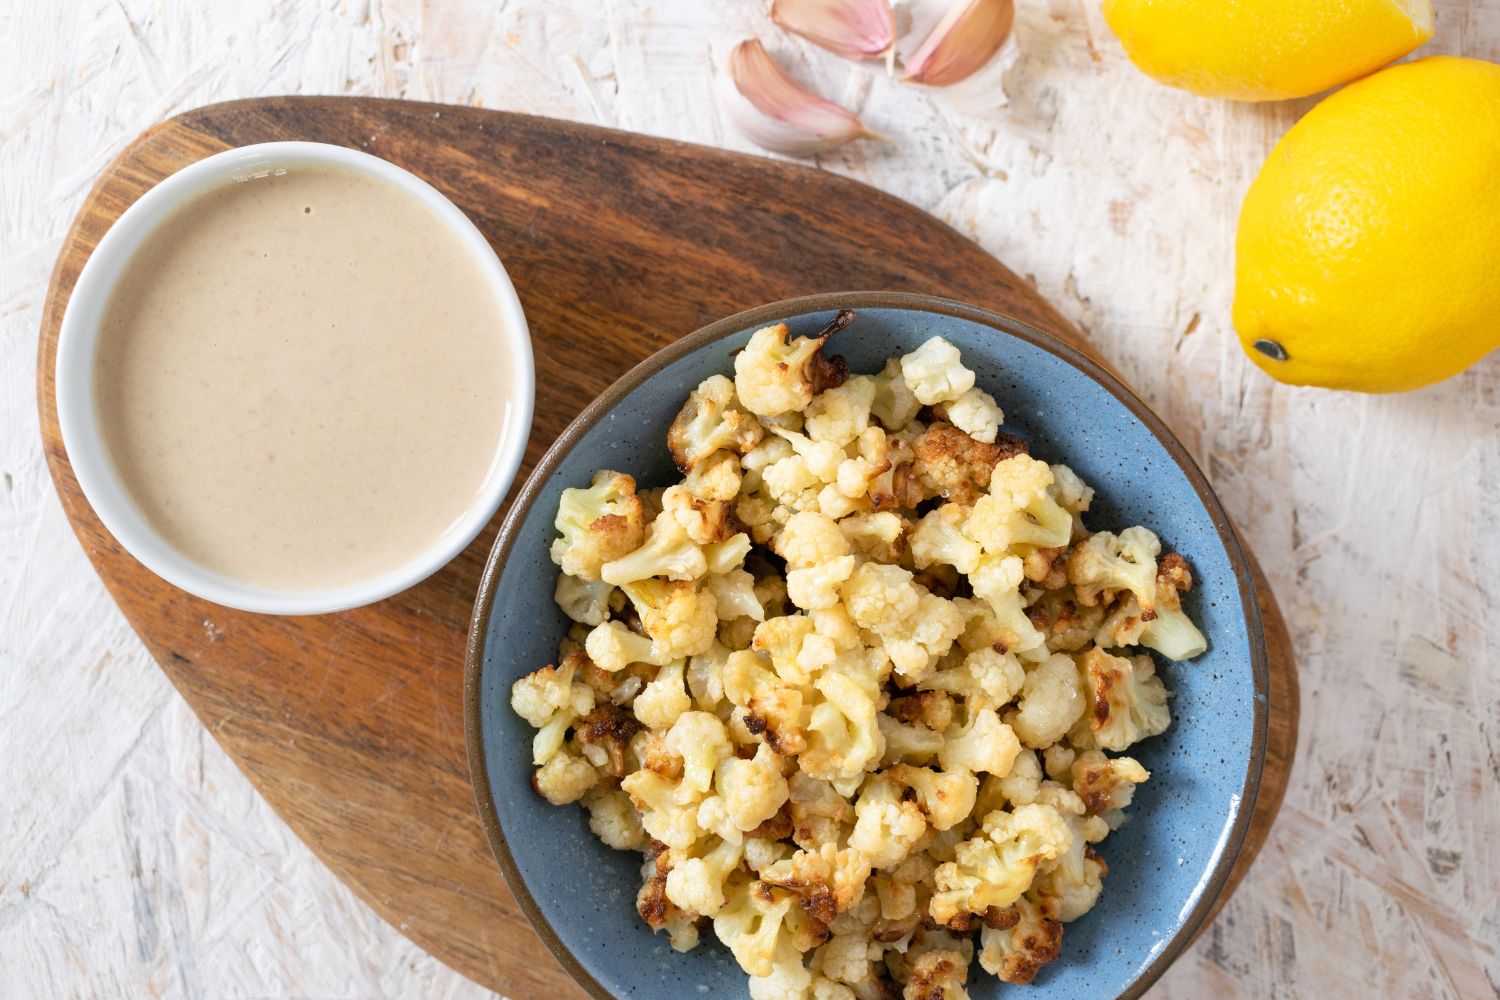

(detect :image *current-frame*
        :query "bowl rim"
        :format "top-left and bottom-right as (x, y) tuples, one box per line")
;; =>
(463, 291), (1269, 1000)
(54, 139), (536, 615)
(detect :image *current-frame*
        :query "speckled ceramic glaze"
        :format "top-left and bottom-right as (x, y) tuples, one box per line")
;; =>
(465, 293), (1268, 1000)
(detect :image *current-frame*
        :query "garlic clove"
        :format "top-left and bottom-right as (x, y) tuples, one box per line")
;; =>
(902, 0), (1015, 87)
(719, 39), (888, 157)
(770, 0), (896, 67)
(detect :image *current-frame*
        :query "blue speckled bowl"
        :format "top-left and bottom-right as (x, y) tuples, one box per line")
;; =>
(465, 293), (1268, 1000)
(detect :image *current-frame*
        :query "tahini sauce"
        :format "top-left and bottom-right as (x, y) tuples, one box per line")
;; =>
(94, 164), (512, 592)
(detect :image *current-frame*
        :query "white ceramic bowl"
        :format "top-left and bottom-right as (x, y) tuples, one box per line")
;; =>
(55, 141), (535, 615)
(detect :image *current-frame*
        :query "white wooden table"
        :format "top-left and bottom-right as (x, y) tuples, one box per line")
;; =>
(4, 1), (1498, 996)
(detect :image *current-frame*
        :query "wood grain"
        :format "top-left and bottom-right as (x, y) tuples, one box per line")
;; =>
(36, 97), (1296, 997)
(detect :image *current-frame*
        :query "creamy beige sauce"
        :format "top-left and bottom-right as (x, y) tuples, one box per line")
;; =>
(94, 164), (511, 592)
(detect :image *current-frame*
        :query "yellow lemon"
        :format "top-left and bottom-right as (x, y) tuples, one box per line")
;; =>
(1102, 0), (1433, 101)
(1233, 56), (1500, 393)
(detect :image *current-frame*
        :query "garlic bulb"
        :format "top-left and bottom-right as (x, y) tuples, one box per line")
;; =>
(770, 0), (896, 68)
(902, 0), (1015, 87)
(718, 39), (887, 157)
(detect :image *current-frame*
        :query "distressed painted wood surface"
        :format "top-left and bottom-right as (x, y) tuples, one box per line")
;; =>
(34, 95), (1294, 996)
(3, 1), (1497, 998)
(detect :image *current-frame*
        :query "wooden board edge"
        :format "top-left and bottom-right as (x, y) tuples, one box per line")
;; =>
(1194, 539), (1299, 940)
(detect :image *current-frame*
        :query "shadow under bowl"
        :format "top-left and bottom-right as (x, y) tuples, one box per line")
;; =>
(465, 292), (1268, 1000)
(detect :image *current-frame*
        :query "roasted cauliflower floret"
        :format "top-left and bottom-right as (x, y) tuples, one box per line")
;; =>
(512, 662), (596, 766)
(686, 640), (731, 711)
(849, 775), (928, 869)
(787, 772), (853, 851)
(662, 484), (740, 546)
(1066, 526), (1161, 611)
(818, 933), (884, 986)
(510, 660), (588, 728)
(938, 708), (1022, 777)
(708, 568), (768, 623)
(725, 647), (808, 757)
(750, 948), (815, 1000)
(706, 533), (754, 574)
(1007, 652), (1087, 750)
(1047, 463), (1094, 515)
(734, 313), (852, 417)
(1070, 751), (1150, 814)
(928, 803), (1070, 923)
(910, 504), (982, 575)
(715, 879), (801, 977)
(554, 571), (617, 626)
(805, 375), (877, 448)
(918, 647), (1025, 713)
(788, 559), (859, 612)
(772, 426), (845, 484)
(877, 713), (946, 768)
(886, 764), (977, 832)
(763, 454), (827, 511)
(621, 579), (719, 659)
(602, 512), (708, 585)
(752, 615), (820, 683)
(637, 843), (703, 952)
(1141, 552), (1209, 661)
(900, 337), (975, 406)
(977, 880), (1062, 984)
(963, 456), (1072, 555)
(621, 769), (705, 849)
(762, 842), (871, 923)
(944, 387), (1003, 444)
(994, 748), (1042, 807)
(580, 786), (649, 849)
(532, 746), (598, 804)
(1071, 648), (1171, 752)
(633, 658), (694, 730)
(684, 449), (745, 501)
(549, 470), (648, 581)
(1044, 806), (1110, 922)
(967, 555), (1045, 656)
(701, 743), (792, 838)
(841, 562), (921, 634)
(835, 427), (894, 502)
(869, 357), (923, 430)
(910, 423), (1027, 506)
(903, 948), (971, 1000)
(665, 710), (735, 793)
(1029, 589), (1104, 652)
(839, 511), (907, 564)
(668, 374), (765, 472)
(776, 511), (852, 567)
(801, 654), (886, 789)
(666, 836), (746, 917)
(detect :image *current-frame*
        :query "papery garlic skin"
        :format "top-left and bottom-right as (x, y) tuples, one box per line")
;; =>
(903, 0), (1015, 87)
(771, 0), (896, 65)
(719, 39), (887, 157)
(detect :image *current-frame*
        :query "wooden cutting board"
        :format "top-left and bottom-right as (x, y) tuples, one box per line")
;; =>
(37, 97), (1297, 999)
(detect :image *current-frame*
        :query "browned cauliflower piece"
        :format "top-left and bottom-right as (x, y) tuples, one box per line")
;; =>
(1140, 551), (1209, 661)
(662, 484), (740, 546)
(1070, 750), (1150, 814)
(1071, 647), (1171, 751)
(903, 949), (971, 1000)
(910, 423), (1028, 506)
(668, 374), (765, 472)
(977, 880), (1062, 984)
(549, 470), (648, 581)
(620, 578), (719, 659)
(734, 312), (853, 416)
(762, 842), (872, 923)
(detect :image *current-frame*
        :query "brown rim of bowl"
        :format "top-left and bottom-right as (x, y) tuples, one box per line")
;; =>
(463, 290), (1269, 1000)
